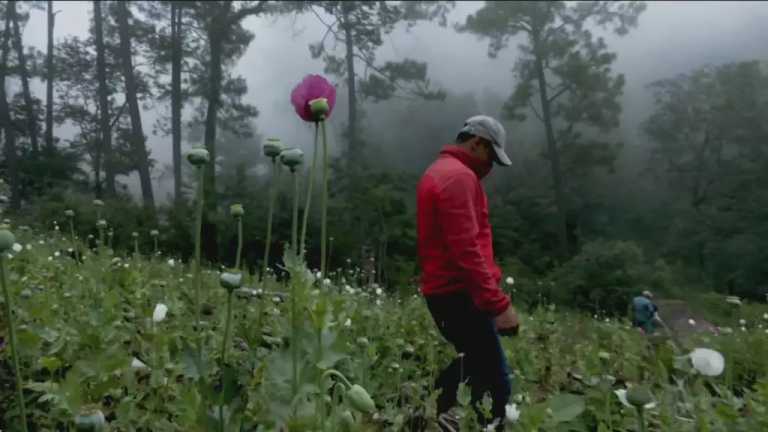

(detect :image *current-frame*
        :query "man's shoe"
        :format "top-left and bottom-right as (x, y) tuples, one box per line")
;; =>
(437, 411), (460, 432)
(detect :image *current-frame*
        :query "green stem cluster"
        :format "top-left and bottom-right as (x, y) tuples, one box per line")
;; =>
(0, 257), (29, 432)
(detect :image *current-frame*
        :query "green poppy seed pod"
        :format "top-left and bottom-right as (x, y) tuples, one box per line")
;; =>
(230, 203), (245, 218)
(340, 410), (355, 430)
(626, 385), (653, 408)
(263, 138), (284, 159)
(132, 232), (138, 238)
(0, 229), (15, 252)
(74, 408), (106, 431)
(346, 384), (375, 414)
(64, 209), (75, 218)
(309, 97), (330, 121)
(96, 219), (108, 229)
(93, 199), (104, 208)
(186, 147), (210, 166)
(280, 148), (304, 170)
(219, 271), (243, 292)
(150, 229), (159, 237)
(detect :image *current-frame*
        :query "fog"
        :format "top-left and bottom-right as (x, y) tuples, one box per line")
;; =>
(17, 1), (768, 201)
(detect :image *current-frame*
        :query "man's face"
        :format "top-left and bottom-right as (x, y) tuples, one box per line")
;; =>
(467, 136), (494, 165)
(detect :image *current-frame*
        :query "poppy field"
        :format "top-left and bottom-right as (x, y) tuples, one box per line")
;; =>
(2, 220), (768, 431)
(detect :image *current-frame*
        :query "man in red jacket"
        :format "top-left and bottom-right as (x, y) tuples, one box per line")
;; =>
(417, 115), (519, 431)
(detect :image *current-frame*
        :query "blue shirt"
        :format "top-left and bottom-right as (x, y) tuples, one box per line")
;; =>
(632, 296), (658, 332)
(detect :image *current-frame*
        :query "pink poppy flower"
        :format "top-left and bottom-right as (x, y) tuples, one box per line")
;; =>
(290, 74), (337, 122)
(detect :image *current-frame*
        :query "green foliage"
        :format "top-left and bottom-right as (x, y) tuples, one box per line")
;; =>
(644, 60), (768, 298)
(3, 222), (768, 429)
(549, 239), (669, 315)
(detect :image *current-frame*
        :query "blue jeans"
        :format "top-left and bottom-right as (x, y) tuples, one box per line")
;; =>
(426, 291), (511, 429)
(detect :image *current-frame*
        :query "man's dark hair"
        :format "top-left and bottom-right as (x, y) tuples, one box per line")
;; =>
(456, 131), (475, 144)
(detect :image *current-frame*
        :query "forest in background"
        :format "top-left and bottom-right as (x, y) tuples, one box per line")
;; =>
(1, 1), (767, 315)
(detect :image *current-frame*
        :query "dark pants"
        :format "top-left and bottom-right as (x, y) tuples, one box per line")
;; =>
(426, 291), (511, 428)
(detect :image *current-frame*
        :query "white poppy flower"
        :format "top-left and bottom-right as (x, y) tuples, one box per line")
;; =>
(505, 276), (515, 286)
(689, 348), (725, 376)
(505, 403), (521, 422)
(739, 319), (746, 326)
(688, 318), (696, 326)
(375, 288), (383, 296)
(25, 244), (31, 250)
(344, 318), (352, 327)
(741, 326), (747, 332)
(763, 313), (768, 320)
(323, 278), (331, 286)
(167, 259), (175, 267)
(152, 303), (168, 323)
(614, 389), (657, 409)
(54, 251), (60, 257)
(11, 243), (22, 253)
(131, 358), (149, 369)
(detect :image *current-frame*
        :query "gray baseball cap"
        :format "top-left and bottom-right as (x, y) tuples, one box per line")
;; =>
(459, 115), (511, 166)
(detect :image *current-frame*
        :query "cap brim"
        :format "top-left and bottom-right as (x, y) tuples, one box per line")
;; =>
(491, 143), (512, 167)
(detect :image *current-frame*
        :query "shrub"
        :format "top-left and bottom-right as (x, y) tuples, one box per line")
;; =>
(549, 239), (669, 316)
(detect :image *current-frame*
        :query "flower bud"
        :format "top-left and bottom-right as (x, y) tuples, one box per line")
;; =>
(150, 229), (159, 237)
(74, 408), (106, 431)
(309, 97), (330, 120)
(230, 203), (245, 218)
(347, 384), (375, 413)
(132, 232), (138, 238)
(0, 230), (15, 252)
(626, 385), (653, 408)
(93, 199), (104, 208)
(96, 219), (108, 229)
(64, 209), (75, 218)
(340, 410), (355, 429)
(219, 271), (243, 292)
(186, 147), (210, 166)
(280, 148), (304, 170)
(263, 138), (284, 159)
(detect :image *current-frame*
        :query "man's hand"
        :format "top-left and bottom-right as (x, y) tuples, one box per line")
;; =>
(495, 305), (520, 336)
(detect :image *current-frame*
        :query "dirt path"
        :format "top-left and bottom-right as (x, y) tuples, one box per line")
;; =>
(656, 299), (718, 336)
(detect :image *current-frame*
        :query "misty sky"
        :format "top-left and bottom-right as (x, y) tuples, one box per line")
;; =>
(17, 1), (768, 200)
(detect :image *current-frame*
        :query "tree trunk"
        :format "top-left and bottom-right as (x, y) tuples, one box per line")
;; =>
(115, 1), (155, 211)
(9, 1), (39, 155)
(202, 21), (224, 262)
(171, 2), (183, 204)
(341, 3), (358, 161)
(1, 14), (19, 209)
(533, 37), (569, 258)
(93, 0), (115, 197)
(44, 0), (55, 154)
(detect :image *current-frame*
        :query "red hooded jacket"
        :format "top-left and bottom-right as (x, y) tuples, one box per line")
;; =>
(417, 145), (510, 316)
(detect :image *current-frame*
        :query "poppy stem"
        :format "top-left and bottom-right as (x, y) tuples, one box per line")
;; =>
(193, 165), (205, 356)
(320, 120), (329, 279)
(300, 123), (319, 257)
(0, 256), (29, 432)
(262, 159), (280, 281)
(291, 169), (300, 256)
(235, 217), (243, 271)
